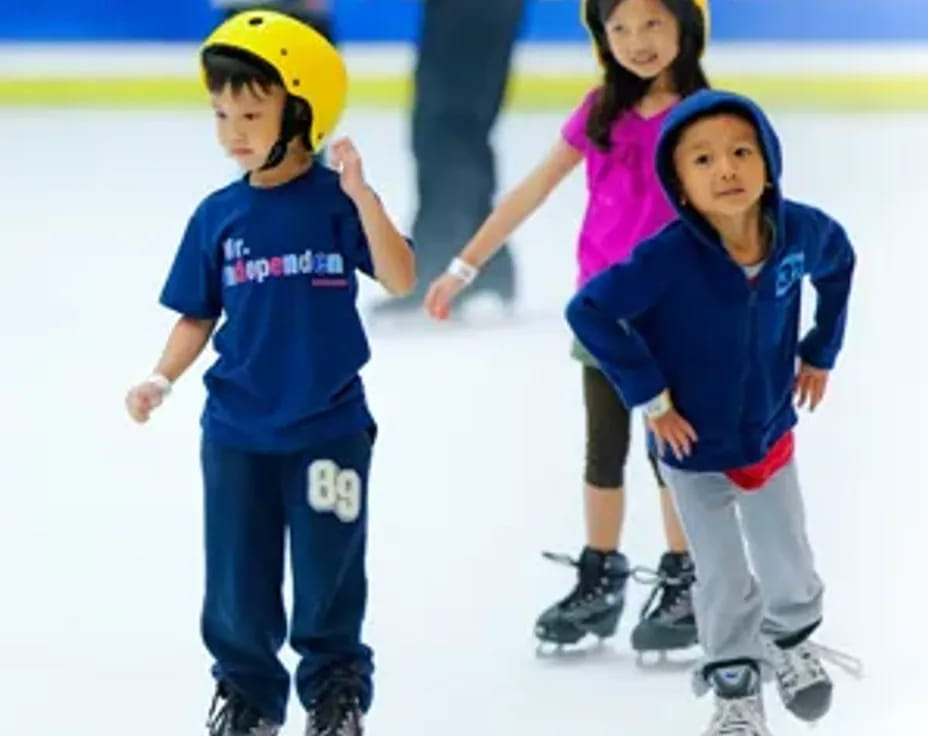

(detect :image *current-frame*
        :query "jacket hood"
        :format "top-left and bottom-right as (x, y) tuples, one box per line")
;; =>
(655, 89), (784, 250)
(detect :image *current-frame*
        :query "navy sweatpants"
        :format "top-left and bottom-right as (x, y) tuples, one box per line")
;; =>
(200, 428), (374, 725)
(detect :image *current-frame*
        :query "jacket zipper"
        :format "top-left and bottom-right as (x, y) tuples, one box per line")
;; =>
(741, 286), (758, 454)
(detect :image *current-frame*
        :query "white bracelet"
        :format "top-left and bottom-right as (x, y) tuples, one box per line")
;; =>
(642, 391), (672, 419)
(145, 373), (173, 396)
(447, 257), (480, 286)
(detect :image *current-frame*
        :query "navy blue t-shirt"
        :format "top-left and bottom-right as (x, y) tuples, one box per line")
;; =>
(160, 165), (381, 452)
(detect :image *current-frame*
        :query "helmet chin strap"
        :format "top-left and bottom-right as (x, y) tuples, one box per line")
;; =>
(259, 96), (313, 171)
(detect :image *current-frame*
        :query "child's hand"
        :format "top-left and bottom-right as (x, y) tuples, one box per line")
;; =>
(329, 136), (368, 201)
(648, 409), (698, 462)
(795, 362), (829, 411)
(125, 381), (168, 424)
(424, 273), (467, 320)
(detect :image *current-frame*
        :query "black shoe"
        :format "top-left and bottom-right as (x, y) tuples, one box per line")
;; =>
(631, 551), (698, 652)
(304, 665), (364, 736)
(207, 682), (280, 736)
(534, 547), (630, 646)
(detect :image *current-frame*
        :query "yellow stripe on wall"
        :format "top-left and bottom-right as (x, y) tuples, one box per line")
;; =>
(1, 73), (926, 110)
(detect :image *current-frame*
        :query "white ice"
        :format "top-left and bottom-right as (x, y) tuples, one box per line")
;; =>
(1, 103), (926, 734)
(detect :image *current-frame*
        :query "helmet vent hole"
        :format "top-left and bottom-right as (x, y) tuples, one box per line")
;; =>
(248, 16), (264, 26)
(293, 78), (300, 86)
(280, 48), (288, 56)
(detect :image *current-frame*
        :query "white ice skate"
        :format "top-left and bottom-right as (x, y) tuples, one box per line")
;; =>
(765, 638), (863, 722)
(703, 697), (773, 736)
(702, 665), (773, 736)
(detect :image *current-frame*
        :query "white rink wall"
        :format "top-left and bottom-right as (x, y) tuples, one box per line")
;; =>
(2, 41), (928, 78)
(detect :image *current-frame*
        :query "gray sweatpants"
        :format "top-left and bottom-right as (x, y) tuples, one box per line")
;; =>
(660, 460), (823, 687)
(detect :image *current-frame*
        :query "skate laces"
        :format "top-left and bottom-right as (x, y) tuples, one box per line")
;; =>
(541, 551), (578, 569)
(705, 696), (772, 736)
(207, 687), (229, 736)
(307, 665), (363, 736)
(541, 550), (625, 608)
(541, 551), (593, 608)
(806, 641), (864, 679)
(207, 684), (274, 736)
(768, 638), (864, 695)
(632, 564), (692, 621)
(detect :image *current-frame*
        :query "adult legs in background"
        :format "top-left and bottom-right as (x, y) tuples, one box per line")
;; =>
(372, 0), (526, 316)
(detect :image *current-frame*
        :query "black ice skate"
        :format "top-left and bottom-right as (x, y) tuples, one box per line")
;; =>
(305, 665), (365, 736)
(534, 547), (630, 653)
(207, 682), (281, 736)
(631, 551), (699, 658)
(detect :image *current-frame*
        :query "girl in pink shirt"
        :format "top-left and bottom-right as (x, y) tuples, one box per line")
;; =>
(425, 0), (709, 655)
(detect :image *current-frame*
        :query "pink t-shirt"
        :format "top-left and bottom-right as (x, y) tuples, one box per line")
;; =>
(562, 89), (678, 286)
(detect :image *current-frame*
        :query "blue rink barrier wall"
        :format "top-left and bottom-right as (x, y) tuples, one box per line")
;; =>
(1, 0), (927, 42)
(2, 2), (927, 109)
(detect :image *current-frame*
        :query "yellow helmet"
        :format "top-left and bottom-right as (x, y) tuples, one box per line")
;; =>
(200, 9), (347, 151)
(582, 0), (711, 64)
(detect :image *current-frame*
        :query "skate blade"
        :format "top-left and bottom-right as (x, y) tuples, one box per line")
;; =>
(535, 634), (612, 660)
(634, 647), (701, 672)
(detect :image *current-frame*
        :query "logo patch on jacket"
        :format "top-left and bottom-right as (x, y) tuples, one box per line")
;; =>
(775, 252), (804, 297)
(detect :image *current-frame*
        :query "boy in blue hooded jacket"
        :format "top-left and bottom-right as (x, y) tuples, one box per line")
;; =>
(566, 90), (856, 735)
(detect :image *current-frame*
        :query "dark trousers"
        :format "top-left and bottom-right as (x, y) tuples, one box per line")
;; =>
(200, 429), (374, 724)
(582, 366), (664, 489)
(408, 0), (527, 298)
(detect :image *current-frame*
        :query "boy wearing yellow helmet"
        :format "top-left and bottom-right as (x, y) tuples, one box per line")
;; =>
(124, 11), (414, 736)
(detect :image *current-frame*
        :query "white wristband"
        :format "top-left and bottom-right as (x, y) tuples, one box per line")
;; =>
(447, 257), (480, 286)
(145, 373), (173, 396)
(642, 391), (672, 419)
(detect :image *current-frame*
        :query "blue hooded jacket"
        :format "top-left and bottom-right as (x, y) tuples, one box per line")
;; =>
(565, 90), (856, 472)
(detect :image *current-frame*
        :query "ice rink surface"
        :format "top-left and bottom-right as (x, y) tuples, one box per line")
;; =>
(1, 104), (926, 733)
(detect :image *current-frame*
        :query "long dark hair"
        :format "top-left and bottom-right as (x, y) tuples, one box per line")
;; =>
(584, 0), (709, 151)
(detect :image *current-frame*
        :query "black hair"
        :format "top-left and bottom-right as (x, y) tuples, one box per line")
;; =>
(584, 0), (709, 151)
(202, 44), (284, 96)
(201, 44), (314, 162)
